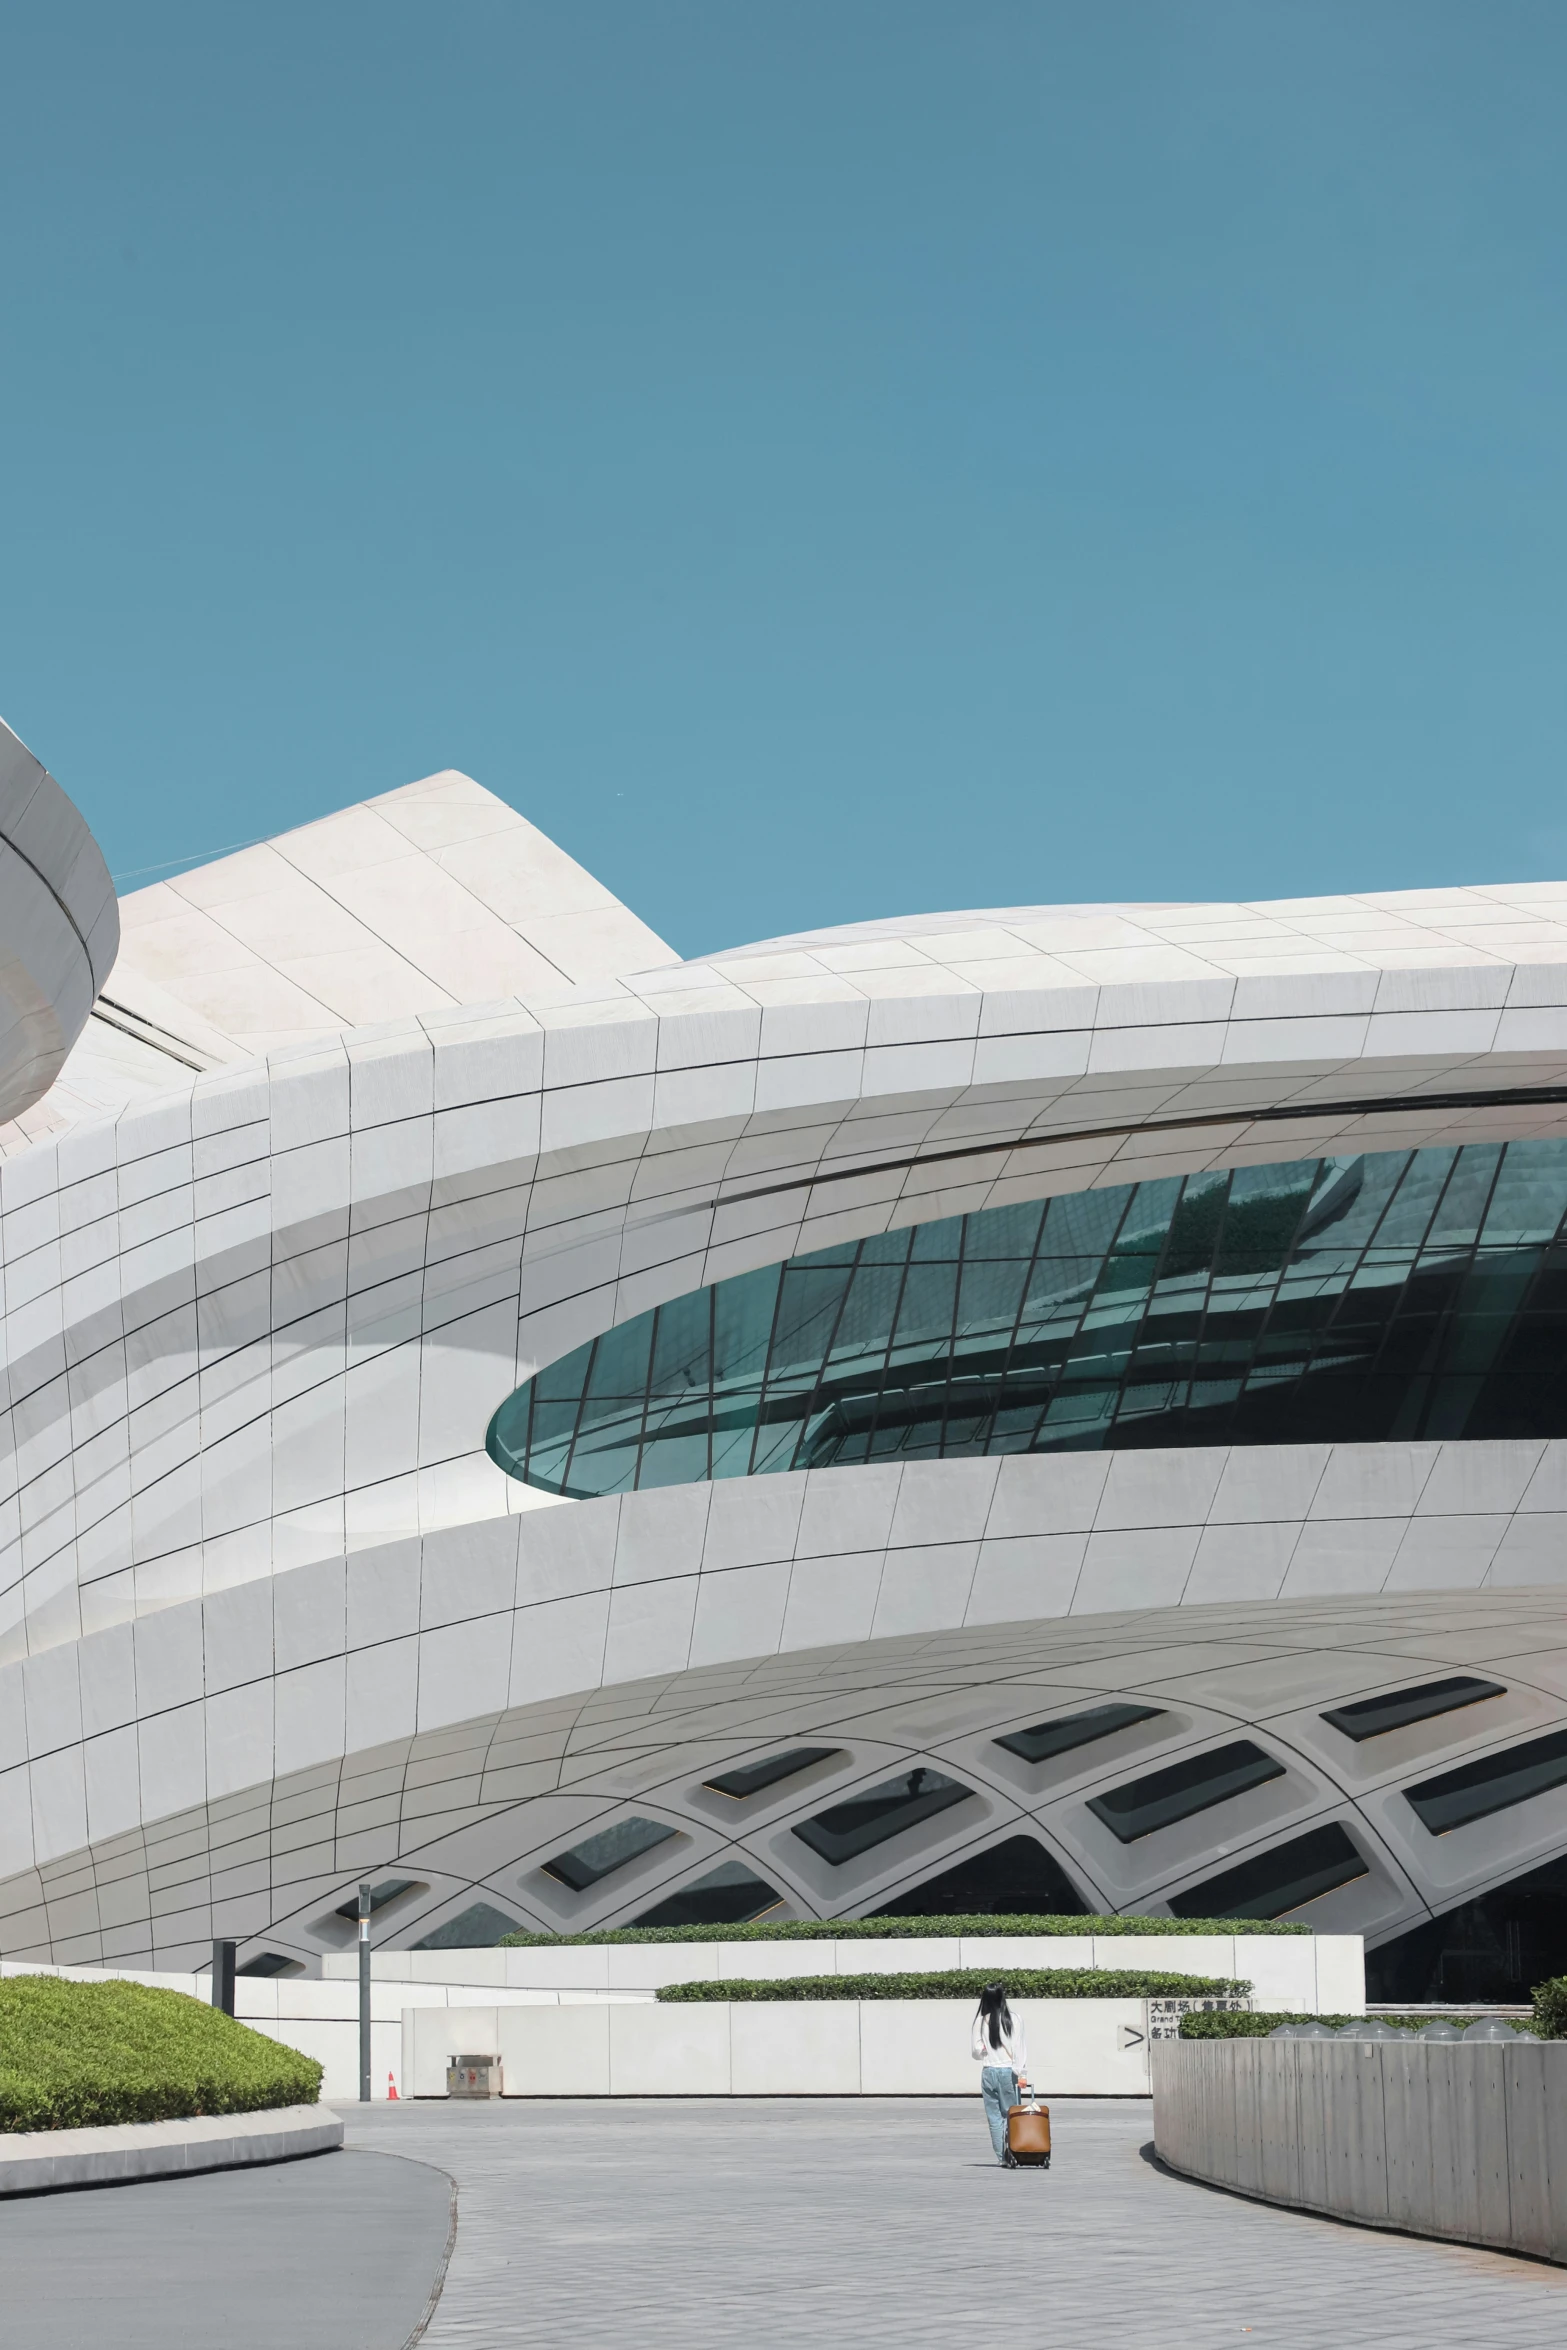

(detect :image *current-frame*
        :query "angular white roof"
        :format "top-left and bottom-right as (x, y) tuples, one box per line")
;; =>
(0, 770), (676, 1151)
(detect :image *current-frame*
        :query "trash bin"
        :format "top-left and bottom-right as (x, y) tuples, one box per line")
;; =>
(446, 2052), (503, 2098)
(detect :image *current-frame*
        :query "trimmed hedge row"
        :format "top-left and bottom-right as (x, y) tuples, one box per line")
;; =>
(1179, 2010), (1479, 2039)
(1533, 1977), (1567, 2039)
(0, 1976), (324, 2134)
(501, 1913), (1306, 1948)
(657, 1967), (1249, 2004)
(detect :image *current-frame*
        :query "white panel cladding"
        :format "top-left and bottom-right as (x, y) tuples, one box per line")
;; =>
(6, 872), (1567, 1968)
(1, 1486), (1565, 1968)
(5, 924), (1567, 1665)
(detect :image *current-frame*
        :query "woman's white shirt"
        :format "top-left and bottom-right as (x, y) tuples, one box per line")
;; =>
(972, 2013), (1028, 2075)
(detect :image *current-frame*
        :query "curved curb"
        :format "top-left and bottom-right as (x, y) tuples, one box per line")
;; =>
(0, 2103), (343, 2196)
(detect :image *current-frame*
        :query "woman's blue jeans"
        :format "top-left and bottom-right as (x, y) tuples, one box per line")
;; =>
(981, 2065), (1018, 2163)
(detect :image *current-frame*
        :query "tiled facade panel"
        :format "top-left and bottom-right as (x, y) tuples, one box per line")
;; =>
(6, 952), (1567, 1668)
(7, 863), (1567, 1972)
(1, 1455), (1566, 1965)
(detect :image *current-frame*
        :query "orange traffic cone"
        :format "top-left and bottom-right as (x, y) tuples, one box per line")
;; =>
(387, 2073), (399, 2100)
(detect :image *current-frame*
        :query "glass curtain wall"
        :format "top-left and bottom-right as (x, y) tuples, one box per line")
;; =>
(487, 1138), (1567, 1500)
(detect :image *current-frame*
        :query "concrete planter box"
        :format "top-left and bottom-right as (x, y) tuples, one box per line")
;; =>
(403, 1996), (1210, 2099)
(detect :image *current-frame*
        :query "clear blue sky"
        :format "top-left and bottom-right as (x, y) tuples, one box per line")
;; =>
(2, 3), (1564, 957)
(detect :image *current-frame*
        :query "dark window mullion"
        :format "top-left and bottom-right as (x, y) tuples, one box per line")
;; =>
(558, 1333), (600, 1495)
(631, 1309), (659, 1490)
(989, 1199), (1052, 1453)
(1031, 1184), (1140, 1446)
(747, 1259), (799, 1476)
(851, 1232), (915, 1463)
(783, 1240), (866, 1471)
(1167, 1167), (1235, 1434)
(1363, 1147), (1508, 1432)
(1107, 1179), (1192, 1431)
(1215, 1159), (1326, 1434)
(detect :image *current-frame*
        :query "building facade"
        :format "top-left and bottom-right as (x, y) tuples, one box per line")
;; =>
(3, 739), (1567, 2002)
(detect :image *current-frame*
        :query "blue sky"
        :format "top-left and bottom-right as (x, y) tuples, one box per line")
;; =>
(2, 3), (1564, 957)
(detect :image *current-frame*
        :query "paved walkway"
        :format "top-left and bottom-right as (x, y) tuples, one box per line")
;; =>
(346, 2097), (1567, 2350)
(0, 2143), (451, 2350)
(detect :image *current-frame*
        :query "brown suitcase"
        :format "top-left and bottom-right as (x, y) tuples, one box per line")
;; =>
(1005, 2098), (1051, 2168)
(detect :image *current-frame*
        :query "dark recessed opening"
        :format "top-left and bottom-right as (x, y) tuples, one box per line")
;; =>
(871, 1833), (1089, 1917)
(995, 1703), (1165, 1765)
(703, 1746), (841, 1800)
(1087, 1740), (1285, 1844)
(634, 1862), (784, 1927)
(412, 1901), (522, 1950)
(541, 1817), (677, 1892)
(333, 1877), (423, 1921)
(236, 1952), (304, 1978)
(1366, 1849), (1567, 2005)
(792, 1768), (971, 1867)
(1322, 1676), (1505, 1742)
(1405, 1728), (1567, 1836)
(1167, 1823), (1369, 1919)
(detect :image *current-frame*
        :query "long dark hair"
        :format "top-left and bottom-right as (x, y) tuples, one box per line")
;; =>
(977, 1982), (1012, 2051)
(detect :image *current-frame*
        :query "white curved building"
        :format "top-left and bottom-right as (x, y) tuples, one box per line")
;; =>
(0, 718), (118, 1130)
(3, 762), (1567, 2003)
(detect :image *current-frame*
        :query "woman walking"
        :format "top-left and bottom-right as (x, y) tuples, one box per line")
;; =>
(972, 1981), (1029, 2165)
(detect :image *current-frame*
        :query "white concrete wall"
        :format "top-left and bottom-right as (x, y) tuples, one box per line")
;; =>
(337, 1932), (1363, 2013)
(404, 1996), (1170, 2099)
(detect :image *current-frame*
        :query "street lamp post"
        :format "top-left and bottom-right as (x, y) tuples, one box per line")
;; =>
(358, 1881), (372, 2102)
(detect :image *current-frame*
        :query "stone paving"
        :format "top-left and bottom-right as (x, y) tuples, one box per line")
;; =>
(346, 2096), (1567, 2350)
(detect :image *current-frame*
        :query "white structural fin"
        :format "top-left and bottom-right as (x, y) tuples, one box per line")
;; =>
(0, 768), (677, 1152)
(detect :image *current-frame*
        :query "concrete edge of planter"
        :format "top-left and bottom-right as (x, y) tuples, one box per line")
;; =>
(0, 2104), (344, 2196)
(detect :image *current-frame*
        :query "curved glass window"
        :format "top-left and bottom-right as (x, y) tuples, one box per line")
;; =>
(487, 1139), (1567, 1499)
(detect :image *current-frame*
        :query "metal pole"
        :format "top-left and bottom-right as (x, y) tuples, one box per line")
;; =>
(358, 1881), (373, 2102)
(210, 1938), (236, 2016)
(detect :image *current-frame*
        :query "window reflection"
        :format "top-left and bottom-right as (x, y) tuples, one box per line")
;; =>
(1406, 1729), (1567, 1835)
(487, 1141), (1567, 1497)
(1087, 1740), (1285, 1844)
(1322, 1676), (1505, 1743)
(541, 1816), (677, 1891)
(1167, 1823), (1368, 1919)
(792, 1767), (972, 1866)
(995, 1703), (1165, 1765)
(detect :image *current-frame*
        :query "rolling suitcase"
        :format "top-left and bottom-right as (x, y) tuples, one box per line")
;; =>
(1005, 2094), (1051, 2169)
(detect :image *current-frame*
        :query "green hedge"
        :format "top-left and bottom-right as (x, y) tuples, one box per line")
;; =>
(1178, 2010), (1481, 2039)
(500, 1913), (1306, 1949)
(657, 1967), (1249, 2003)
(1532, 1977), (1567, 2039)
(0, 1976), (324, 2134)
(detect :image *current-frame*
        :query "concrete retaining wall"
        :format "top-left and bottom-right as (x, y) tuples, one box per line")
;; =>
(405, 1996), (1181, 2098)
(1152, 2037), (1567, 2264)
(0, 2104), (342, 2196)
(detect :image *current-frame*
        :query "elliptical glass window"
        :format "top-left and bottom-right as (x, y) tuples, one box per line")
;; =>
(487, 1140), (1567, 1498)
